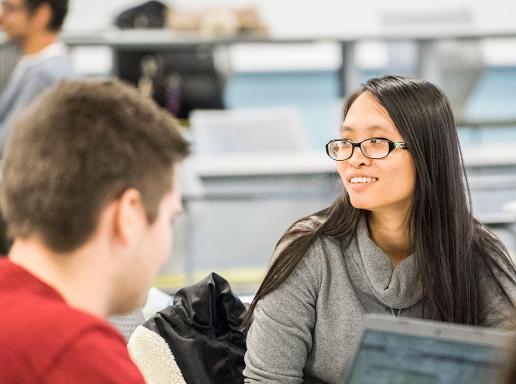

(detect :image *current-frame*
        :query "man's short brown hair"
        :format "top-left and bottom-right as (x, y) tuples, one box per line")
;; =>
(0, 79), (190, 253)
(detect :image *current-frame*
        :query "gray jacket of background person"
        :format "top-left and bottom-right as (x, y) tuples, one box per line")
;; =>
(244, 217), (516, 384)
(0, 42), (74, 155)
(0, 40), (21, 93)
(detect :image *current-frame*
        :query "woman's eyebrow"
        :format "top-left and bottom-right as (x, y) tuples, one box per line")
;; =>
(339, 125), (353, 135)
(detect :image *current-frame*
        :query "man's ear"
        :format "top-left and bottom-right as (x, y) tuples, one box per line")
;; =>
(112, 188), (146, 246)
(31, 3), (52, 30)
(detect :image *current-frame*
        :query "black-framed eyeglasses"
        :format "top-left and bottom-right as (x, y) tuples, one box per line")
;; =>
(325, 137), (408, 161)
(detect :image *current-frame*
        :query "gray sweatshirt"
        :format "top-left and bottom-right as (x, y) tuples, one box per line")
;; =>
(244, 219), (516, 384)
(0, 42), (75, 155)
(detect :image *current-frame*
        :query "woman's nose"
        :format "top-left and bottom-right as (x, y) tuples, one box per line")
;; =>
(347, 145), (371, 167)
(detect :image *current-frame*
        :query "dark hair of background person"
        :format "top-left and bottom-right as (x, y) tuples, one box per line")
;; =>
(0, 79), (190, 254)
(25, 0), (69, 31)
(245, 75), (516, 326)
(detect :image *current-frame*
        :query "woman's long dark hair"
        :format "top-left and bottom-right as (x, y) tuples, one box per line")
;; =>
(245, 75), (516, 326)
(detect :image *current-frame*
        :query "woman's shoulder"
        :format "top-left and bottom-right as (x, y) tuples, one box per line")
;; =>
(300, 232), (353, 279)
(474, 231), (516, 327)
(269, 213), (357, 282)
(474, 226), (516, 281)
(284, 213), (355, 251)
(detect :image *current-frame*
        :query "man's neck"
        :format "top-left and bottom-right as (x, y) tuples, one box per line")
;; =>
(8, 238), (111, 318)
(22, 31), (59, 55)
(367, 210), (412, 267)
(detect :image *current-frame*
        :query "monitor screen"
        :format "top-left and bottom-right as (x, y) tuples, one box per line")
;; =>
(346, 330), (501, 384)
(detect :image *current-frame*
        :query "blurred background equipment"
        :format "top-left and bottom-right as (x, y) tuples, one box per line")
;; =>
(114, 0), (168, 29)
(167, 6), (268, 37)
(112, 1), (267, 119)
(189, 107), (309, 155)
(379, 6), (484, 121)
(116, 46), (226, 119)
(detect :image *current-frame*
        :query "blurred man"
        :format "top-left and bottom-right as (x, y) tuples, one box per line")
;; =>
(0, 12), (21, 93)
(0, 80), (190, 382)
(0, 0), (73, 154)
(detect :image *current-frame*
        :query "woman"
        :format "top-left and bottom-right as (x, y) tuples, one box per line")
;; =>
(243, 75), (516, 384)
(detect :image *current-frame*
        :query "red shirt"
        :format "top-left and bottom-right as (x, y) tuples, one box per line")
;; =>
(0, 258), (146, 383)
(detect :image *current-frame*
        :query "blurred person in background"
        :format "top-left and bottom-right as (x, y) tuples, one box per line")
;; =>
(244, 75), (516, 384)
(0, 2), (21, 93)
(0, 79), (190, 382)
(0, 0), (74, 155)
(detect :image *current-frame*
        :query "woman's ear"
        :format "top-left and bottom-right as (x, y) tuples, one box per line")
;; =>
(112, 188), (146, 246)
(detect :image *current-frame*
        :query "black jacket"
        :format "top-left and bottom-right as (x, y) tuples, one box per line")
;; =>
(143, 273), (248, 384)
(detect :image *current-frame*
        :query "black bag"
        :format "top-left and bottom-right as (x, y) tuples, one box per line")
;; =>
(143, 273), (247, 384)
(116, 47), (225, 119)
(114, 1), (168, 29)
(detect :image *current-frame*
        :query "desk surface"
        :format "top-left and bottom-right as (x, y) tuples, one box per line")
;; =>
(63, 28), (516, 46)
(3, 28), (516, 48)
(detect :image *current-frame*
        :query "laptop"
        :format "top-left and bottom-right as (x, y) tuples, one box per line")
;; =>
(343, 314), (514, 384)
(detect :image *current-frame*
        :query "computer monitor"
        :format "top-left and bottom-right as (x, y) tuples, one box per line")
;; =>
(344, 314), (512, 384)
